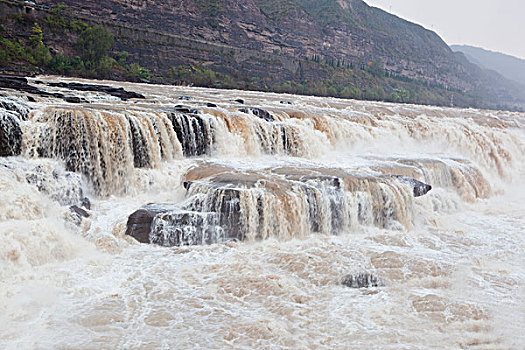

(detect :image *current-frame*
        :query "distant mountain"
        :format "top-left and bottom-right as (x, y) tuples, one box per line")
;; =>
(451, 45), (525, 87)
(1, 0), (524, 110)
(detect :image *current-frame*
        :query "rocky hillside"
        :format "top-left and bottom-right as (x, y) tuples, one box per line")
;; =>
(1, 0), (524, 110)
(452, 45), (525, 88)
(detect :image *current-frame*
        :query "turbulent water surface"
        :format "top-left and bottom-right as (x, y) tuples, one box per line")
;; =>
(0, 77), (524, 349)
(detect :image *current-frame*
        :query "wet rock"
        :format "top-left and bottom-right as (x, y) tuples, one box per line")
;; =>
(392, 176), (432, 197)
(47, 82), (145, 100)
(64, 96), (86, 104)
(173, 105), (200, 114)
(0, 111), (22, 156)
(298, 175), (341, 188)
(239, 107), (274, 122)
(69, 205), (90, 226)
(342, 273), (383, 288)
(127, 166), (427, 247)
(0, 97), (31, 120)
(280, 101), (292, 105)
(0, 75), (82, 103)
(206, 102), (218, 108)
(234, 99), (244, 104)
(126, 205), (173, 243)
(70, 205), (90, 218)
(126, 184), (246, 247)
(413, 181), (432, 197)
(25, 165), (87, 207)
(150, 211), (224, 246)
(178, 95), (193, 101)
(0, 75), (39, 94)
(81, 197), (91, 210)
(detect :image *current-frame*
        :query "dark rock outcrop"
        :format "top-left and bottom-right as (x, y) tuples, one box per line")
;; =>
(412, 181), (432, 197)
(342, 273), (383, 288)
(64, 96), (86, 104)
(0, 76), (89, 103)
(125, 205), (173, 243)
(392, 176), (432, 197)
(81, 197), (91, 210)
(239, 107), (274, 122)
(0, 97), (30, 120)
(126, 204), (243, 246)
(0, 75), (42, 96)
(127, 162), (437, 247)
(68, 205), (91, 226)
(70, 205), (90, 218)
(173, 105), (200, 114)
(47, 82), (145, 100)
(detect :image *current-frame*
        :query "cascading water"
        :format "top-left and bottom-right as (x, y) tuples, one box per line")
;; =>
(0, 77), (524, 349)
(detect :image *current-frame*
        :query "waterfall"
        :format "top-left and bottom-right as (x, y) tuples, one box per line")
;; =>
(1, 79), (523, 245)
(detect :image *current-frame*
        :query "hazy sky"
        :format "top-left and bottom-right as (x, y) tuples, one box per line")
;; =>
(364, 0), (525, 59)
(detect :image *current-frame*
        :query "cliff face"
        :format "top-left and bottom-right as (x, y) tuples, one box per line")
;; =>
(41, 0), (466, 87)
(2, 0), (524, 109)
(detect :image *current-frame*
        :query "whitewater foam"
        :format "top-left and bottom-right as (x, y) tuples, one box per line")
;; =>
(0, 77), (523, 349)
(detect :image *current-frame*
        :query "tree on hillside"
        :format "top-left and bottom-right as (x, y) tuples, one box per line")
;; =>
(76, 25), (113, 69)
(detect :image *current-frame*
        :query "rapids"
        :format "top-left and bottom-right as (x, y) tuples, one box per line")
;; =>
(0, 77), (524, 349)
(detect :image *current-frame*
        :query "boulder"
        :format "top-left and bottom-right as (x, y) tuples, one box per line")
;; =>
(81, 197), (91, 210)
(125, 186), (245, 246)
(125, 205), (173, 243)
(413, 181), (432, 197)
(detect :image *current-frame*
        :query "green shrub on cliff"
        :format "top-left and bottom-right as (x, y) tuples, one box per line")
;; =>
(168, 65), (217, 86)
(76, 25), (114, 69)
(29, 24), (51, 66)
(0, 36), (35, 66)
(126, 63), (152, 82)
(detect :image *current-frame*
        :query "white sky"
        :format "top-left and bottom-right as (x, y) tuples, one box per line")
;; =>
(364, 0), (525, 59)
